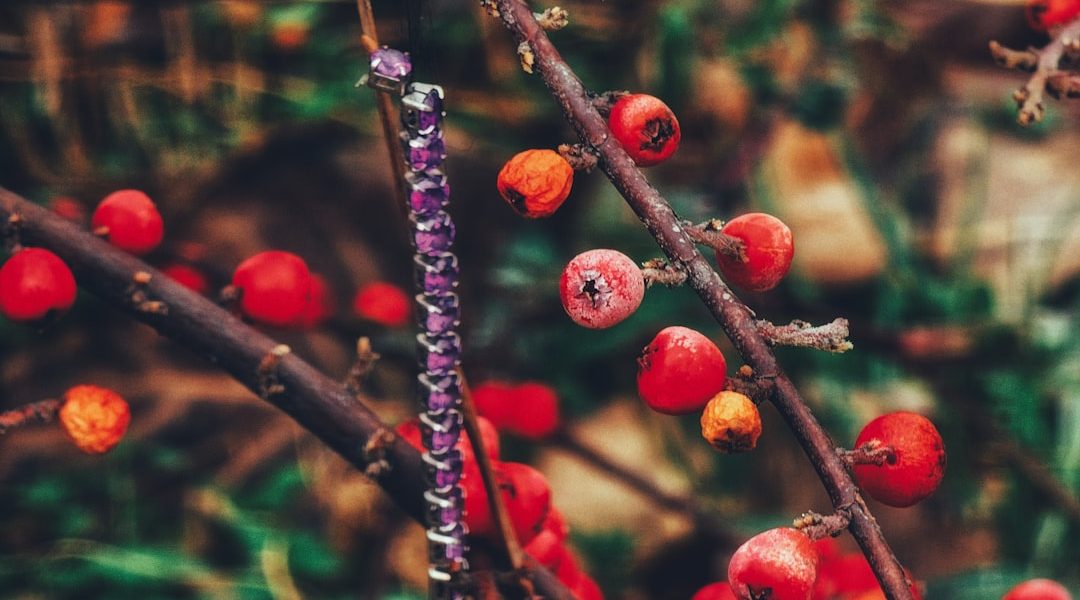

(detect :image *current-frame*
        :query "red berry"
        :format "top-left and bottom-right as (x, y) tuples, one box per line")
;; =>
(91, 190), (164, 255)
(557, 547), (584, 588)
(472, 380), (561, 440)
(728, 528), (818, 600)
(715, 213), (794, 292)
(161, 263), (209, 295)
(0, 248), (77, 322)
(472, 380), (517, 431)
(693, 582), (738, 600)
(59, 384), (131, 455)
(353, 281), (411, 328)
(1003, 578), (1072, 600)
(295, 273), (334, 328)
(524, 527), (564, 569)
(231, 250), (312, 327)
(637, 326), (727, 415)
(542, 508), (570, 541)
(852, 412), (946, 508)
(560, 249), (645, 329)
(570, 573), (605, 600)
(1025, 0), (1080, 31)
(49, 196), (85, 223)
(608, 94), (682, 166)
(498, 462), (552, 545)
(394, 415), (499, 462)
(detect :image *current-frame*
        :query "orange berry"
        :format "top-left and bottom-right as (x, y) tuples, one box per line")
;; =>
(59, 385), (131, 454)
(700, 391), (762, 453)
(497, 149), (574, 218)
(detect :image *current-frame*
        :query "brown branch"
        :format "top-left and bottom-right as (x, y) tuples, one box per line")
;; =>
(489, 3), (914, 598)
(755, 318), (854, 353)
(0, 187), (573, 600)
(794, 508), (852, 541)
(0, 399), (61, 434)
(683, 219), (747, 263)
(990, 16), (1080, 125)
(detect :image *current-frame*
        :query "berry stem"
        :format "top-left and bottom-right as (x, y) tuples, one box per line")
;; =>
(989, 15), (1080, 125)
(683, 220), (747, 263)
(0, 187), (574, 600)
(838, 442), (898, 467)
(793, 508), (852, 540)
(754, 318), (854, 353)
(487, 2), (914, 598)
(641, 258), (687, 288)
(0, 399), (61, 434)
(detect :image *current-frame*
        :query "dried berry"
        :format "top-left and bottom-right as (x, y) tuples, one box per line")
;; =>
(700, 391), (762, 453)
(91, 190), (164, 255)
(692, 582), (737, 600)
(59, 385), (131, 455)
(728, 528), (819, 600)
(637, 326), (727, 415)
(0, 248), (77, 322)
(716, 212), (794, 292)
(1002, 578), (1072, 600)
(352, 281), (410, 328)
(497, 149), (574, 218)
(560, 249), (645, 329)
(231, 250), (312, 327)
(852, 412), (946, 508)
(161, 263), (209, 295)
(608, 93), (682, 166)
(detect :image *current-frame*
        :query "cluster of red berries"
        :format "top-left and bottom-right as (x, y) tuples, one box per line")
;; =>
(395, 415), (602, 599)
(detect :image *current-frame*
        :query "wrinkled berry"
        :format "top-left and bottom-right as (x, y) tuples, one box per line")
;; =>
(497, 149), (574, 218)
(700, 391), (762, 453)
(59, 385), (131, 455)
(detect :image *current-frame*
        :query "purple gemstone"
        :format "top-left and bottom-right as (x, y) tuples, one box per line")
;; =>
(414, 253), (459, 293)
(370, 47), (412, 79)
(412, 213), (455, 255)
(415, 92), (443, 132)
(409, 178), (449, 214)
(407, 134), (446, 171)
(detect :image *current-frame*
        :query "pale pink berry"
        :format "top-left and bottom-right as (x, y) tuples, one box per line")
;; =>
(559, 249), (644, 329)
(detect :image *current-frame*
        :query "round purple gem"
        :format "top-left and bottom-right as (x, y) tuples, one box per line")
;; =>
(407, 134), (446, 171)
(370, 47), (412, 79)
(409, 179), (449, 214)
(412, 213), (455, 255)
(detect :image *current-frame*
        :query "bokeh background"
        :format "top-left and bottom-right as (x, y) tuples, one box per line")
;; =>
(1, 0), (1079, 598)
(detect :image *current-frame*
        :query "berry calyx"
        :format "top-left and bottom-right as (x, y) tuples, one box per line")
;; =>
(560, 249), (645, 329)
(352, 281), (410, 328)
(231, 250), (312, 327)
(728, 528), (818, 600)
(161, 263), (209, 295)
(91, 190), (164, 255)
(0, 248), (78, 322)
(497, 149), (574, 218)
(58, 385), (131, 455)
(608, 93), (681, 166)
(692, 582), (737, 600)
(715, 213), (794, 292)
(700, 391), (762, 453)
(637, 326), (727, 415)
(852, 412), (946, 508)
(1003, 578), (1072, 600)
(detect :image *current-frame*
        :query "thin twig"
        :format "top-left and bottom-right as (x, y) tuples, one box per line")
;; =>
(0, 399), (62, 434)
(755, 318), (853, 353)
(0, 187), (573, 600)
(488, 3), (913, 598)
(990, 16), (1080, 125)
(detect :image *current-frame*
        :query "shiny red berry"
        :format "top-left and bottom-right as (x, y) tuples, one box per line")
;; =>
(570, 573), (605, 600)
(464, 461), (552, 546)
(852, 412), (946, 508)
(91, 190), (164, 255)
(637, 326), (727, 415)
(524, 527), (564, 569)
(472, 380), (517, 431)
(560, 249), (644, 329)
(728, 528), (818, 600)
(231, 250), (312, 327)
(50, 196), (85, 223)
(692, 582), (737, 600)
(295, 273), (334, 328)
(352, 281), (410, 328)
(716, 213), (794, 292)
(161, 263), (209, 295)
(608, 93), (681, 166)
(472, 380), (561, 440)
(1003, 578), (1072, 600)
(0, 248), (77, 322)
